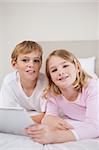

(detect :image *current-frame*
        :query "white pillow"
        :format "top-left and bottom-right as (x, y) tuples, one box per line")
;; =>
(78, 57), (97, 78)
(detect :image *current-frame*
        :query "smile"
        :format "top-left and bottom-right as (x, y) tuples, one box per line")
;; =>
(26, 70), (35, 73)
(58, 76), (69, 81)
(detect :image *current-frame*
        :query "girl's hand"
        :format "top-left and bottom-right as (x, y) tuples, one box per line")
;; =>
(25, 124), (76, 144)
(42, 115), (73, 130)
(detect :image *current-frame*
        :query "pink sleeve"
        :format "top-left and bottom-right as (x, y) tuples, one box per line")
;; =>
(46, 95), (59, 116)
(71, 80), (99, 139)
(45, 80), (99, 140)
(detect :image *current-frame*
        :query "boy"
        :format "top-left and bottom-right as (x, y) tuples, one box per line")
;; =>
(0, 41), (46, 123)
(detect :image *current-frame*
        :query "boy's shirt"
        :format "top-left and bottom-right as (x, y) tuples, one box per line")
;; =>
(0, 71), (47, 112)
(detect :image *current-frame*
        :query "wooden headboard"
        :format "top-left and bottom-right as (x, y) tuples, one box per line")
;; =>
(39, 40), (99, 76)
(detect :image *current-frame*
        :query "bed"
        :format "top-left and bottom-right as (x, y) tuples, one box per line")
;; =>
(0, 133), (99, 150)
(0, 40), (99, 150)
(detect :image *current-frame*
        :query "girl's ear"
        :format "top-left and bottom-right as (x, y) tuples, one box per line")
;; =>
(74, 59), (80, 73)
(77, 64), (80, 72)
(11, 60), (17, 69)
(76, 64), (80, 75)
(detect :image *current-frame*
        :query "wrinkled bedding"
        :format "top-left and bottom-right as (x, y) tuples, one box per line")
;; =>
(0, 133), (99, 150)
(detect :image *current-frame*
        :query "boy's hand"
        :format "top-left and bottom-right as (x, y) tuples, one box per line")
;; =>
(31, 112), (45, 124)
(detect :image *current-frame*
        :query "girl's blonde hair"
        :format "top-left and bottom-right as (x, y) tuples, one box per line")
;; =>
(11, 41), (43, 63)
(45, 49), (91, 97)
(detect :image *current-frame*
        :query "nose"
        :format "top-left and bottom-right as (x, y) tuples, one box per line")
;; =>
(58, 68), (64, 76)
(58, 72), (64, 76)
(28, 60), (34, 67)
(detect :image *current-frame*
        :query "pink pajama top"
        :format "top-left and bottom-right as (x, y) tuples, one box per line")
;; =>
(46, 79), (99, 140)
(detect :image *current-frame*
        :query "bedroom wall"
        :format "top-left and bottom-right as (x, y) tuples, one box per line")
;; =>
(97, 1), (99, 39)
(0, 1), (98, 85)
(39, 40), (98, 75)
(0, 4), (4, 84)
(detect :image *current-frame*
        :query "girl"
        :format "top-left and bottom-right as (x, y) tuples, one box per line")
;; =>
(26, 49), (99, 144)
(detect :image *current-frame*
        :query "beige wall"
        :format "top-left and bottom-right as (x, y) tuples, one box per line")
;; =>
(0, 2), (98, 85)
(39, 40), (98, 76)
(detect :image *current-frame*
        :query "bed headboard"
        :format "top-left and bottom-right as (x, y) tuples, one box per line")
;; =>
(38, 40), (99, 76)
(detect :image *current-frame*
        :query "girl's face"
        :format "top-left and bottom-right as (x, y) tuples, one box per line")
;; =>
(48, 56), (78, 89)
(13, 50), (41, 82)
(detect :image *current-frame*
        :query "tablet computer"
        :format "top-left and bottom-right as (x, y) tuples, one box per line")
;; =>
(0, 107), (35, 136)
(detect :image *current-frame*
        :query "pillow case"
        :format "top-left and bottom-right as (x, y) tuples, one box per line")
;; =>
(78, 57), (97, 78)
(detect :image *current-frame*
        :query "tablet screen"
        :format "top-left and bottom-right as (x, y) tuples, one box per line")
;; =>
(0, 107), (35, 136)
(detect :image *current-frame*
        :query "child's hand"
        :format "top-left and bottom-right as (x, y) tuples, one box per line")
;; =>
(42, 115), (73, 130)
(31, 112), (45, 124)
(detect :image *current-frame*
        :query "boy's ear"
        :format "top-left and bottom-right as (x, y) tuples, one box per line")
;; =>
(11, 60), (17, 69)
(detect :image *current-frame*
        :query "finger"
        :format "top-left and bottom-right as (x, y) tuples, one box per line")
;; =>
(26, 124), (45, 132)
(33, 137), (44, 144)
(29, 133), (41, 139)
(62, 122), (74, 129)
(57, 126), (68, 130)
(56, 121), (72, 130)
(55, 123), (68, 130)
(26, 128), (43, 135)
(62, 124), (70, 130)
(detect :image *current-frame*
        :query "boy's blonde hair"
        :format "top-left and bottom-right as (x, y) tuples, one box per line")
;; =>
(45, 49), (91, 96)
(11, 41), (43, 63)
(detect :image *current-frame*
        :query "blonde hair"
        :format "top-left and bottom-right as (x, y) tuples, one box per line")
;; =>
(11, 41), (43, 63)
(45, 49), (91, 97)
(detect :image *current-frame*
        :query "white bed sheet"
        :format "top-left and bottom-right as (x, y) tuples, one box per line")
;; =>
(0, 133), (43, 150)
(0, 133), (99, 150)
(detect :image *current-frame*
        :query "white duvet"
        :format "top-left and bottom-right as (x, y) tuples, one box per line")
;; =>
(0, 133), (99, 150)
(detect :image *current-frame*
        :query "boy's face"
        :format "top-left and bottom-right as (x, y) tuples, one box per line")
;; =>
(12, 50), (42, 82)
